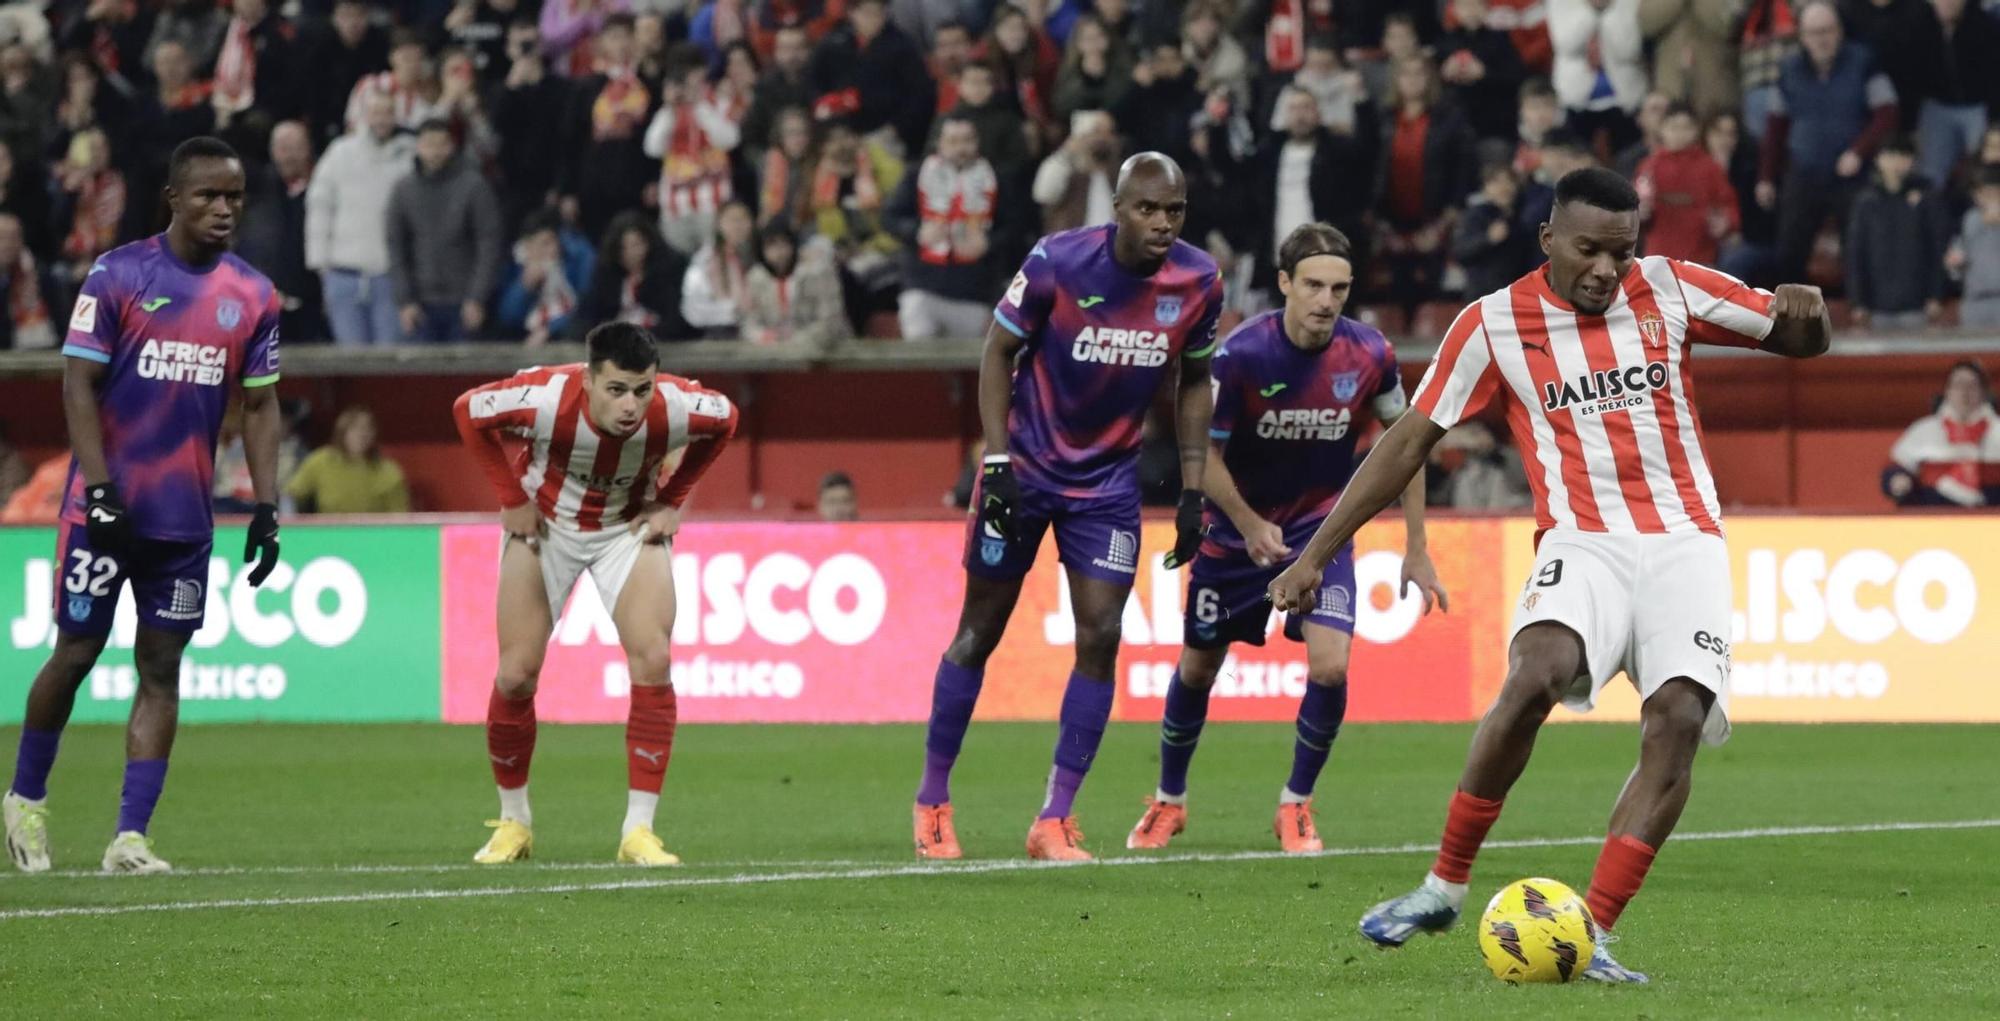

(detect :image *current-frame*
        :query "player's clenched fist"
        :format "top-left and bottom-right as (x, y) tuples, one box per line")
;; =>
(978, 454), (1020, 542)
(1770, 283), (1826, 321)
(631, 502), (681, 545)
(1160, 489), (1207, 569)
(1266, 558), (1321, 614)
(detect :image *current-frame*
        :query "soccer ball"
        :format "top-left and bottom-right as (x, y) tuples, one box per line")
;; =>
(1477, 877), (1597, 984)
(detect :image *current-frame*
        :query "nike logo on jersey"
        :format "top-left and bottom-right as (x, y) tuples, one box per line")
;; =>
(141, 297), (172, 312)
(1077, 295), (1105, 309)
(633, 748), (665, 765)
(1260, 383), (1288, 397)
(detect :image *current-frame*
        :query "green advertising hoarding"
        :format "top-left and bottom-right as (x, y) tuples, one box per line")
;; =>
(1, 526), (440, 723)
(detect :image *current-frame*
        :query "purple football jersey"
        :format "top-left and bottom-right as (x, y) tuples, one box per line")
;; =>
(60, 235), (282, 542)
(1204, 311), (1403, 552)
(992, 225), (1222, 499)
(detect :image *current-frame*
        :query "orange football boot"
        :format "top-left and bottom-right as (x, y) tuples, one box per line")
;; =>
(914, 803), (962, 859)
(1125, 798), (1187, 850)
(1274, 801), (1323, 853)
(1026, 816), (1092, 861)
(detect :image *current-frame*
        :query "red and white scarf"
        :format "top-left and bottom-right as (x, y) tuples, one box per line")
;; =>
(617, 274), (659, 327)
(914, 155), (995, 265)
(658, 91), (735, 217)
(4, 246), (51, 349)
(213, 15), (257, 113)
(515, 240), (577, 334)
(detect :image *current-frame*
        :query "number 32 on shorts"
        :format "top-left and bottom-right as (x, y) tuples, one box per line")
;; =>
(66, 549), (118, 596)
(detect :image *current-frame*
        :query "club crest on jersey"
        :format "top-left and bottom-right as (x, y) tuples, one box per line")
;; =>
(1331, 371), (1361, 402)
(1540, 361), (1670, 416)
(1154, 295), (1182, 326)
(1638, 312), (1665, 348)
(216, 299), (243, 330)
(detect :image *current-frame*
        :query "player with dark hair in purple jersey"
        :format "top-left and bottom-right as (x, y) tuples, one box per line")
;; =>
(911, 152), (1223, 862)
(4, 137), (284, 875)
(1124, 222), (1448, 855)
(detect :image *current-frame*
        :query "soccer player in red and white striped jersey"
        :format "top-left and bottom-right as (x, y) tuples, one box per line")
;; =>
(1270, 168), (1831, 982)
(451, 323), (737, 867)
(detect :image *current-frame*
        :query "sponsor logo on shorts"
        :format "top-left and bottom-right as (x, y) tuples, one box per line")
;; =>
(1315, 584), (1353, 621)
(66, 594), (93, 621)
(158, 579), (204, 621)
(1092, 529), (1139, 574)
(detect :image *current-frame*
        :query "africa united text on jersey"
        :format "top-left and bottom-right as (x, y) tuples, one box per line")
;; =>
(1412, 256), (1776, 536)
(1205, 311), (1405, 554)
(59, 235), (282, 542)
(992, 225), (1223, 499)
(452, 364), (738, 530)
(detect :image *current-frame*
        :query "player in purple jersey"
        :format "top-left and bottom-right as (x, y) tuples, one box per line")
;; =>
(4, 138), (283, 875)
(912, 153), (1223, 862)
(1123, 224), (1447, 854)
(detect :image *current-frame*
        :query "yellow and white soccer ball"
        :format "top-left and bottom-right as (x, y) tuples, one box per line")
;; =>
(1477, 877), (1597, 984)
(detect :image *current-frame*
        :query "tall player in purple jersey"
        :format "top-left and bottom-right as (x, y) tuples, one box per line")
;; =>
(1123, 224), (1447, 854)
(4, 138), (284, 875)
(912, 154), (1221, 861)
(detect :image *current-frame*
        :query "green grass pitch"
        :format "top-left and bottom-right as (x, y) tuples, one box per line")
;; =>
(0, 720), (1995, 1019)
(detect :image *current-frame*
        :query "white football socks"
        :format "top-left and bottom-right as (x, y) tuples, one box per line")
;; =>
(1279, 786), (1311, 805)
(1424, 870), (1470, 910)
(1153, 789), (1187, 806)
(498, 785), (531, 827)
(623, 790), (659, 837)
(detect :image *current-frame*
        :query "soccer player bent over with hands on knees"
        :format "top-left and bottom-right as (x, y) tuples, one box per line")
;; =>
(452, 322), (737, 866)
(1126, 223), (1446, 856)
(1269, 167), (1829, 982)
(912, 153), (1223, 861)
(5, 137), (284, 875)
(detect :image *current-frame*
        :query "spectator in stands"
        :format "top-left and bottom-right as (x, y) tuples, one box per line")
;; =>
(1636, 102), (1738, 264)
(942, 60), (1031, 190)
(0, 212), (53, 350)
(1258, 86), (1375, 287)
(446, 0), (524, 85)
(58, 0), (153, 101)
(742, 220), (852, 348)
(1428, 421), (1534, 509)
(435, 48), (501, 166)
(302, 0), (387, 147)
(742, 25), (814, 166)
(645, 54), (743, 255)
(1181, 1), (1248, 101)
(53, 128), (125, 290)
(682, 199), (757, 336)
(807, 118), (904, 319)
(492, 19), (566, 231)
(497, 210), (595, 344)
(388, 119), (504, 343)
(810, 0), (935, 157)
(1846, 135), (1948, 329)
(0, 424), (27, 507)
(1613, 89), (1671, 178)
(747, 0), (847, 62)
(1551, 0), (1648, 153)
(0, 139), (50, 263)
(288, 406), (411, 514)
(1235, 0), (1342, 77)
(1455, 163), (1539, 296)
(817, 470), (859, 520)
(308, 89), (415, 346)
(210, 0), (298, 134)
(1905, 0), (2000, 189)
(632, 12), (673, 92)
(1759, 0), (1900, 284)
(1186, 84), (1259, 284)
(557, 14), (655, 241)
(1360, 12), (1424, 113)
(345, 29), (438, 135)
(886, 114), (999, 340)
(975, 3), (1060, 147)
(757, 105), (814, 228)
(1519, 127), (1595, 232)
(0, 43), (54, 166)
(1377, 55), (1475, 318)
(50, 55), (127, 192)
(1114, 41), (1203, 164)
(1275, 36), (1365, 138)
(126, 39), (218, 234)
(543, 0), (636, 77)
(1709, 110), (1777, 284)
(1514, 77), (1562, 178)
(928, 21), (974, 112)
(580, 210), (694, 338)
(239, 121), (322, 342)
(1436, 0), (1529, 142)
(1052, 15), (1130, 124)
(690, 0), (749, 63)
(1639, 0), (1741, 120)
(146, 0), (226, 78)
(1839, 0), (1926, 127)
(1883, 360), (2000, 505)
(1033, 108), (1118, 232)
(1948, 167), (2000, 328)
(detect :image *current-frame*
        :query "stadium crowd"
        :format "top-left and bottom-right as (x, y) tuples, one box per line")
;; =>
(5, 0), (2000, 349)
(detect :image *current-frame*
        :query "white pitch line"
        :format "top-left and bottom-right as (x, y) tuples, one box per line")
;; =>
(2, 817), (1993, 921)
(0, 859), (889, 881)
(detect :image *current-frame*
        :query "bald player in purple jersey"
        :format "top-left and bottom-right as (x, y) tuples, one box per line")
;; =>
(1122, 224), (1448, 855)
(912, 153), (1223, 862)
(4, 138), (284, 876)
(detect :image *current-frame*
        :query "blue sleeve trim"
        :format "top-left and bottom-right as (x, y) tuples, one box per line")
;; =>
(62, 344), (110, 364)
(1209, 428), (1231, 440)
(992, 309), (1027, 338)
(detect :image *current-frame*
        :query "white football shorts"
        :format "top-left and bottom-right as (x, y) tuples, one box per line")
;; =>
(525, 523), (661, 624)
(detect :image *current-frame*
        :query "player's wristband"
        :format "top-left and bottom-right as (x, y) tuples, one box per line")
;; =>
(982, 454), (1012, 467)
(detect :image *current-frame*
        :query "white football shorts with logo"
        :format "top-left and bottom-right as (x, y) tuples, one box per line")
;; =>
(526, 523), (663, 623)
(1511, 528), (1734, 745)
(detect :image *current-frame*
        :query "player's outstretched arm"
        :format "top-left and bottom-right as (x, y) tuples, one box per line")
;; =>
(1759, 283), (1832, 359)
(1269, 411), (1446, 612)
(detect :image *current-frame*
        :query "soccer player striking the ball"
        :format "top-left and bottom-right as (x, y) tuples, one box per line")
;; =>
(912, 153), (1221, 861)
(1269, 168), (1829, 981)
(4, 137), (284, 874)
(1126, 223), (1446, 855)
(452, 323), (736, 866)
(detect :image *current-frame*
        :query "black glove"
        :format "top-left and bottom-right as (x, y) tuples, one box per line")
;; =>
(84, 482), (133, 555)
(1161, 489), (1207, 569)
(245, 502), (280, 587)
(977, 456), (1020, 542)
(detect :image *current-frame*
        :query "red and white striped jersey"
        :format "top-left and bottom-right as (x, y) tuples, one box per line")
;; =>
(452, 363), (738, 531)
(1412, 257), (1776, 537)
